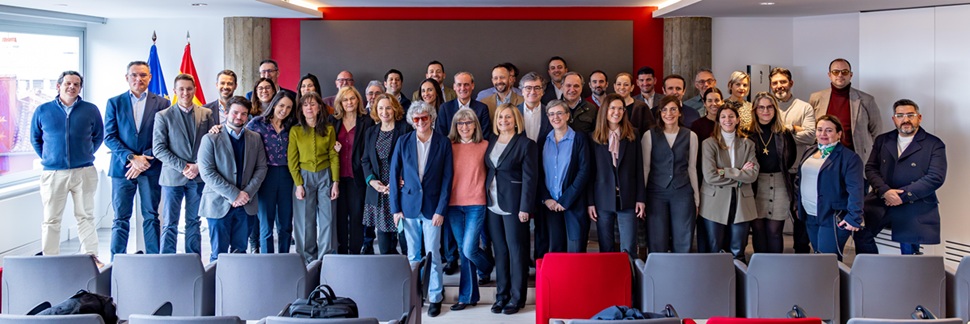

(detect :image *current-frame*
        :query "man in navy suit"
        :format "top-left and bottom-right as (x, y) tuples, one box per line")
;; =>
(435, 72), (492, 139)
(105, 61), (170, 257)
(860, 99), (947, 254)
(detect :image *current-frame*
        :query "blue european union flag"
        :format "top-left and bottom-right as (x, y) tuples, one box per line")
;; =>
(147, 44), (168, 100)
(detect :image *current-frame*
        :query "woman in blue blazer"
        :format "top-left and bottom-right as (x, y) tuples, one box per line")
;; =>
(795, 114), (864, 260)
(360, 93), (412, 255)
(485, 104), (538, 315)
(389, 100), (453, 317)
(588, 94), (645, 258)
(539, 99), (592, 253)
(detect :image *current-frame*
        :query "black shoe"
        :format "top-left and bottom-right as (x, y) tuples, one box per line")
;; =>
(478, 274), (492, 285)
(428, 302), (442, 317)
(502, 304), (520, 315)
(450, 302), (476, 311)
(443, 260), (459, 275)
(360, 244), (374, 255)
(490, 301), (506, 314)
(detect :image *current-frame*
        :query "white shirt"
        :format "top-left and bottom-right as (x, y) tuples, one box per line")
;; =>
(522, 103), (543, 142)
(554, 84), (564, 100)
(129, 90), (147, 132)
(416, 132), (433, 181)
(799, 155), (826, 216)
(722, 130), (737, 167)
(898, 134), (915, 157)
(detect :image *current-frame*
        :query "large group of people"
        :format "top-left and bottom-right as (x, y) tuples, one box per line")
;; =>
(30, 56), (948, 317)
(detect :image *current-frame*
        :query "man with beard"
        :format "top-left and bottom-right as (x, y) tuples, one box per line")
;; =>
(585, 70), (608, 108)
(809, 58), (881, 163)
(477, 62), (522, 101)
(204, 70), (237, 124)
(413, 60), (458, 102)
(633, 66), (663, 109)
(860, 99), (946, 255)
(542, 56), (568, 104)
(481, 64), (524, 118)
(768, 67), (816, 254)
(683, 69), (716, 117)
(198, 96), (267, 261)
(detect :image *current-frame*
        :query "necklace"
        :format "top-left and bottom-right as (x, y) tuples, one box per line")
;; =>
(758, 131), (773, 155)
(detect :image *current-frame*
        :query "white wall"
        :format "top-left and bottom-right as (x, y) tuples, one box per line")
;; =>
(793, 13), (859, 97)
(84, 17), (224, 109)
(711, 17), (793, 95)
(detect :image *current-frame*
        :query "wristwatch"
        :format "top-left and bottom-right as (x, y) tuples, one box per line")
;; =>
(127, 154), (136, 161)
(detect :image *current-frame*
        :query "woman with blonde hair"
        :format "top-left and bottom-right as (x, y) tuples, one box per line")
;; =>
(330, 86), (374, 254)
(360, 93), (412, 255)
(726, 71), (752, 128)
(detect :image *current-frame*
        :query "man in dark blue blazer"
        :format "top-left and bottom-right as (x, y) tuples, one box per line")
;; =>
(105, 61), (170, 257)
(435, 72), (492, 137)
(859, 99), (947, 254)
(202, 69), (238, 125)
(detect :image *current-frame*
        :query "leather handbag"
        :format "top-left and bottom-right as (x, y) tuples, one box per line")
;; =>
(287, 284), (359, 318)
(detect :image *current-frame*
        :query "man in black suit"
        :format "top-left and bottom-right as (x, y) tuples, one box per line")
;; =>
(541, 56), (568, 105)
(203, 69), (237, 124)
(384, 69), (411, 111)
(634, 66), (664, 109)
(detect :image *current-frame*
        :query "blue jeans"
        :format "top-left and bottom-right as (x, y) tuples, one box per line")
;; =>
(207, 207), (251, 262)
(900, 243), (921, 255)
(257, 166), (294, 253)
(447, 205), (493, 303)
(109, 172), (162, 257)
(805, 214), (852, 261)
(160, 181), (204, 254)
(402, 216), (443, 303)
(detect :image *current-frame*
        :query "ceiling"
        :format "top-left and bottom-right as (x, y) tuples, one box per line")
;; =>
(2, 0), (968, 20)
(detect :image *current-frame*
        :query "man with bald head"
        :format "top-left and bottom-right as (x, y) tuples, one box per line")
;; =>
(323, 70), (354, 107)
(683, 69), (715, 116)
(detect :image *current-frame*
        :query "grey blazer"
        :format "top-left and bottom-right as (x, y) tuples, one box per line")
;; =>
(809, 87), (882, 163)
(699, 135), (760, 225)
(152, 105), (218, 186)
(197, 129), (267, 218)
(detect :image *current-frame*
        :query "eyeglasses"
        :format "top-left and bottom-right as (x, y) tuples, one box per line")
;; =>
(412, 115), (430, 123)
(256, 86), (274, 92)
(830, 69), (852, 76)
(128, 73), (150, 79)
(547, 111), (567, 117)
(522, 86), (543, 92)
(336, 78), (354, 83)
(259, 69), (279, 74)
(893, 113), (919, 119)
(366, 91), (382, 96)
(456, 121), (475, 127)
(695, 79), (715, 85)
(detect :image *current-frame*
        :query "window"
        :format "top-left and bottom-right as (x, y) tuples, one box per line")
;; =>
(0, 21), (83, 187)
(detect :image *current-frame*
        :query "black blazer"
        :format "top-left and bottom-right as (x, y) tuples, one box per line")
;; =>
(485, 133), (538, 215)
(538, 129), (591, 210)
(330, 114), (375, 187)
(360, 120), (412, 206)
(588, 134), (646, 212)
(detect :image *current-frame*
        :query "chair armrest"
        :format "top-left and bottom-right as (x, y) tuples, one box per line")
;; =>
(97, 264), (112, 295)
(734, 259), (747, 318)
(306, 260), (322, 295)
(839, 261), (851, 321)
(203, 261), (217, 316)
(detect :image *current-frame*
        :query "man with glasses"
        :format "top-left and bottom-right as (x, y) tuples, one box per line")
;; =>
(634, 66), (664, 109)
(858, 99), (946, 255)
(809, 58), (881, 164)
(246, 59), (295, 100)
(323, 70), (354, 108)
(105, 61), (170, 258)
(683, 68), (716, 117)
(516, 72), (554, 263)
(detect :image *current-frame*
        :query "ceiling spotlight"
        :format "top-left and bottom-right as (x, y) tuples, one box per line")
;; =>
(760, 2), (775, 5)
(191, 3), (208, 6)
(54, 3), (68, 6)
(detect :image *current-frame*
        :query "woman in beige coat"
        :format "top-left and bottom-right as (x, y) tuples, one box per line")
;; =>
(700, 105), (760, 262)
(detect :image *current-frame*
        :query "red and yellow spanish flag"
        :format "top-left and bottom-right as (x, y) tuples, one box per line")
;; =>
(172, 42), (206, 106)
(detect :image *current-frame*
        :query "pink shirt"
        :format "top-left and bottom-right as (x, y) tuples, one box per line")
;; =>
(449, 140), (489, 206)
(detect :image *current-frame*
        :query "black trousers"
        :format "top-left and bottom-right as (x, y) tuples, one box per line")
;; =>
(533, 207), (549, 261)
(487, 210), (529, 308)
(376, 231), (406, 255)
(336, 177), (365, 254)
(701, 190), (750, 262)
(751, 218), (785, 253)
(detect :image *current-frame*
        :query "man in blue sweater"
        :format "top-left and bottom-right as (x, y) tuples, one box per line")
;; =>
(30, 71), (104, 264)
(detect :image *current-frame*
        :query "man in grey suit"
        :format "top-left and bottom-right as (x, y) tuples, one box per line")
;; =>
(202, 69), (237, 124)
(634, 66), (664, 109)
(198, 96), (267, 262)
(152, 74), (218, 254)
(809, 58), (882, 163)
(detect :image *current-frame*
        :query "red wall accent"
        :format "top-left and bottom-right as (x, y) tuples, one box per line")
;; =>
(271, 7), (664, 91)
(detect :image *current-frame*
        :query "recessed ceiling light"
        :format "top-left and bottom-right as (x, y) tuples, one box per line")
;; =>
(760, 2), (775, 5)
(54, 3), (68, 6)
(191, 3), (208, 6)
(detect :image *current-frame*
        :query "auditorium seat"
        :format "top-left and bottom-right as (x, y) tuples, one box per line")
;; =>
(551, 318), (681, 324)
(637, 253), (736, 318)
(127, 314), (242, 323)
(112, 253), (214, 319)
(847, 318), (964, 324)
(1, 255), (109, 315)
(536, 252), (633, 324)
(0, 314), (105, 323)
(706, 317), (823, 324)
(263, 317), (382, 323)
(739, 254), (840, 323)
(214, 254), (310, 321)
(951, 255), (970, 322)
(844, 255), (946, 320)
(312, 255), (420, 324)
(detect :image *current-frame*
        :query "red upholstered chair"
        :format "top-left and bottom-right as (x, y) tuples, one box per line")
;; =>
(535, 252), (633, 324)
(707, 317), (824, 324)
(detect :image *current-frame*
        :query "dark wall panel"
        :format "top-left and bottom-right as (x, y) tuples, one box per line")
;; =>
(301, 20), (633, 99)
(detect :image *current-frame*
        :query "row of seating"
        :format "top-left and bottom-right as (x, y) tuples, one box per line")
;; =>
(0, 314), (392, 323)
(536, 252), (969, 324)
(0, 254), (420, 323)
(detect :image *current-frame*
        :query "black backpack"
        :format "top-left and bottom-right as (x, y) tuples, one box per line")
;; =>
(286, 284), (359, 319)
(32, 289), (118, 324)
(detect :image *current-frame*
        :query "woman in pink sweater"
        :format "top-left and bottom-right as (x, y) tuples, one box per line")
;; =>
(446, 108), (493, 311)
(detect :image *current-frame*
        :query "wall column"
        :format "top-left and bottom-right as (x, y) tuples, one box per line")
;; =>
(664, 17), (711, 99)
(225, 17), (271, 92)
